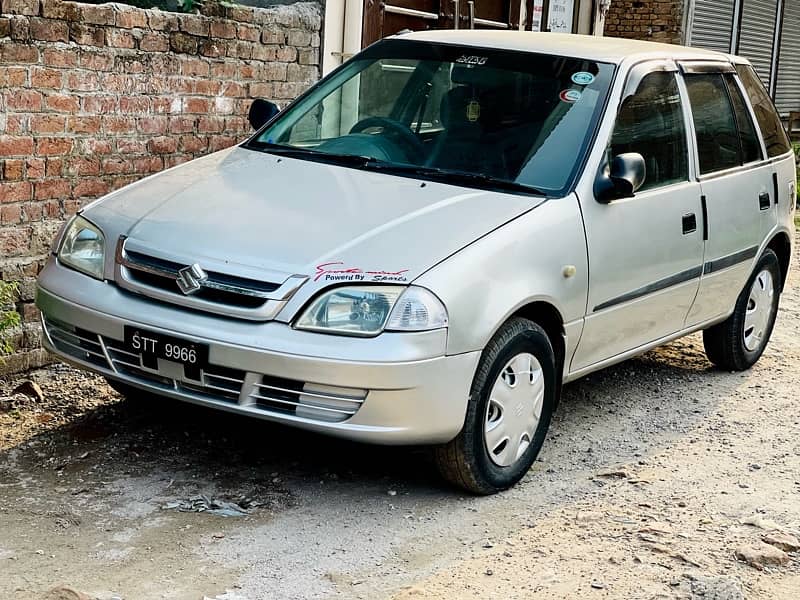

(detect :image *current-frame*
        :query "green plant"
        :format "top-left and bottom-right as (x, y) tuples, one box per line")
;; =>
(176, 0), (238, 13)
(0, 281), (20, 359)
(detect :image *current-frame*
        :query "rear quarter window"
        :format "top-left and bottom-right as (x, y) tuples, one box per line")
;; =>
(736, 64), (792, 158)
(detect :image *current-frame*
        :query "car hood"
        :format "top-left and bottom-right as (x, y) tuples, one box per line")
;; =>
(86, 146), (544, 291)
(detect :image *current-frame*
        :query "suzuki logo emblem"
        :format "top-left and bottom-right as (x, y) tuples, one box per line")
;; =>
(176, 263), (207, 295)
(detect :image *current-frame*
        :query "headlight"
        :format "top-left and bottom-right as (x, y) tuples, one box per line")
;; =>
(57, 216), (105, 280)
(295, 285), (447, 336)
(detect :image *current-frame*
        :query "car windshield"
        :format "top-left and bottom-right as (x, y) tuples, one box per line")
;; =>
(248, 39), (615, 195)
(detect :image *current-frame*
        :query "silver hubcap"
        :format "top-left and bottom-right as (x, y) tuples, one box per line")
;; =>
(484, 353), (545, 468)
(743, 269), (774, 352)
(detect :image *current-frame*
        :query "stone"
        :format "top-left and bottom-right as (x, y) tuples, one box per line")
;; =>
(762, 531), (800, 553)
(734, 542), (790, 570)
(12, 379), (44, 402)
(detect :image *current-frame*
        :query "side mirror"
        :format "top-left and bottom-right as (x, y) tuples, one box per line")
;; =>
(248, 98), (280, 130)
(594, 152), (647, 203)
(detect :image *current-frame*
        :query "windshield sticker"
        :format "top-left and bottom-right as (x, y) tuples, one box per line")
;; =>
(559, 89), (582, 103)
(571, 72), (595, 86)
(314, 262), (409, 283)
(455, 55), (488, 66)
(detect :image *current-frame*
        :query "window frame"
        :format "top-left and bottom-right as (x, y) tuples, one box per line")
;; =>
(723, 72), (767, 165)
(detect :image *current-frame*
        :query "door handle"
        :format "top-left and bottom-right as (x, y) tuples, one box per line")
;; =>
(759, 191), (771, 210)
(682, 213), (697, 235)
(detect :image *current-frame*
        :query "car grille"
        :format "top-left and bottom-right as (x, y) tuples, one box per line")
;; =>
(121, 248), (279, 310)
(42, 318), (365, 424)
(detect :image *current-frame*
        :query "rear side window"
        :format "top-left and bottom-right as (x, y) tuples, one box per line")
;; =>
(685, 74), (742, 174)
(724, 74), (762, 163)
(736, 64), (792, 158)
(609, 72), (688, 191)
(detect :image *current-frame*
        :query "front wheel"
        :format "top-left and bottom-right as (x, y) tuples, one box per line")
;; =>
(703, 248), (781, 371)
(434, 318), (557, 495)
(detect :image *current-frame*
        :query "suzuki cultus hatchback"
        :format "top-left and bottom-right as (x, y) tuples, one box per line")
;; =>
(37, 32), (796, 493)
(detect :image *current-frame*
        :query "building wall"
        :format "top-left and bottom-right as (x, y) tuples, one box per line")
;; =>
(605, 0), (685, 44)
(0, 0), (322, 374)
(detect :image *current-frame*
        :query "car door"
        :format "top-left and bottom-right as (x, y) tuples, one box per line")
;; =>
(681, 65), (773, 326)
(571, 67), (705, 372)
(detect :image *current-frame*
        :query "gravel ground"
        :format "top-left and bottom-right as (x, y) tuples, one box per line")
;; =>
(1, 241), (798, 600)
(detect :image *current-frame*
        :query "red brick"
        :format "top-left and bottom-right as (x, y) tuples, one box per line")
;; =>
(165, 154), (192, 169)
(40, 199), (61, 219)
(30, 66), (62, 88)
(63, 198), (81, 214)
(0, 136), (34, 156)
(30, 114), (66, 134)
(107, 29), (135, 49)
(179, 135), (208, 153)
(81, 138), (112, 155)
(116, 138), (147, 154)
(208, 135), (237, 152)
(147, 136), (177, 154)
(81, 95), (117, 114)
(210, 20), (236, 39)
(237, 24), (260, 41)
(137, 116), (168, 134)
(183, 97), (211, 113)
(101, 157), (133, 175)
(25, 158), (44, 178)
(119, 96), (151, 114)
(29, 17), (68, 42)
(81, 4), (115, 26)
(34, 178), (70, 200)
(102, 116), (136, 134)
(5, 89), (42, 111)
(140, 32), (169, 52)
(170, 32), (198, 54)
(178, 14), (209, 36)
(0, 42), (39, 63)
(0, 66), (28, 87)
(180, 57), (209, 77)
(72, 177), (109, 198)
(64, 70), (99, 91)
(36, 137), (73, 156)
(1, 204), (22, 224)
(195, 79), (222, 96)
(1, 0), (40, 16)
(115, 6), (148, 29)
(41, 94), (76, 116)
(0, 181), (32, 202)
(67, 116), (101, 134)
(132, 156), (163, 173)
(45, 157), (63, 176)
(69, 23), (105, 46)
(42, 47), (78, 68)
(168, 116), (196, 134)
(148, 11), (179, 32)
(198, 116), (225, 133)
(66, 156), (100, 177)
(10, 16), (31, 41)
(22, 201), (43, 221)
(211, 61), (237, 79)
(1, 159), (24, 180)
(79, 50), (114, 71)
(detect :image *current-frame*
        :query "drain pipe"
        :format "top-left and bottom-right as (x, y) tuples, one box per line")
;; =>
(594, 0), (612, 36)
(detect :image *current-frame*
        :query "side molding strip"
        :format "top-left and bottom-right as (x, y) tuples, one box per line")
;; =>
(594, 245), (760, 313)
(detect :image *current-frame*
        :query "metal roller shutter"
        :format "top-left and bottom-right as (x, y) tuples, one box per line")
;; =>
(689, 0), (736, 53)
(737, 0), (779, 87)
(775, 0), (800, 115)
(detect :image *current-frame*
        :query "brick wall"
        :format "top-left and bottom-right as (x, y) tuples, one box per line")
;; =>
(0, 0), (321, 374)
(605, 0), (685, 45)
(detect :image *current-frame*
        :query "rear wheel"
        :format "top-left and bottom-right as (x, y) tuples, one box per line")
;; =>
(703, 249), (781, 371)
(434, 318), (557, 495)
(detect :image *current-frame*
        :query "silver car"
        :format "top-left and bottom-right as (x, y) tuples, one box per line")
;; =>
(37, 32), (796, 494)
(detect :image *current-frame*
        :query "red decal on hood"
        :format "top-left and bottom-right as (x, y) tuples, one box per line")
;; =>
(314, 262), (409, 283)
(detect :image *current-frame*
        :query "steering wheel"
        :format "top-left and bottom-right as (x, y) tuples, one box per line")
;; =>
(349, 117), (425, 158)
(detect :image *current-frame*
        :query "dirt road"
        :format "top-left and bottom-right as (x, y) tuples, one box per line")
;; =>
(2, 244), (799, 600)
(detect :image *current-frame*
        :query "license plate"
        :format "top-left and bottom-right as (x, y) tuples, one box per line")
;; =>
(123, 326), (208, 375)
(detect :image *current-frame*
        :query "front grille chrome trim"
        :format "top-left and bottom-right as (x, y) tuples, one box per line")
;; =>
(254, 381), (366, 404)
(248, 392), (359, 416)
(114, 236), (308, 321)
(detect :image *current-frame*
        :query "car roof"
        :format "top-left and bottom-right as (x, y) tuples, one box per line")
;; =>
(392, 31), (742, 65)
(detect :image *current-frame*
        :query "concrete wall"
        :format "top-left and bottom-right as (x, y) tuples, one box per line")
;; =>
(0, 0), (322, 373)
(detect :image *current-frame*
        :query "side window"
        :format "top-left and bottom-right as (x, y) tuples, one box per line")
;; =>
(736, 64), (792, 158)
(610, 72), (688, 192)
(685, 74), (742, 174)
(724, 74), (763, 164)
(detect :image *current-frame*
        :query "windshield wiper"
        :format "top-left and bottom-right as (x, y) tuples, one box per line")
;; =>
(247, 141), (374, 168)
(363, 163), (547, 196)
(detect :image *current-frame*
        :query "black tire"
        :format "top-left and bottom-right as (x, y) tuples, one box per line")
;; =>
(703, 249), (781, 371)
(434, 318), (558, 495)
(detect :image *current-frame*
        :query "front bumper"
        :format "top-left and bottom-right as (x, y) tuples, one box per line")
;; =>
(36, 257), (480, 444)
